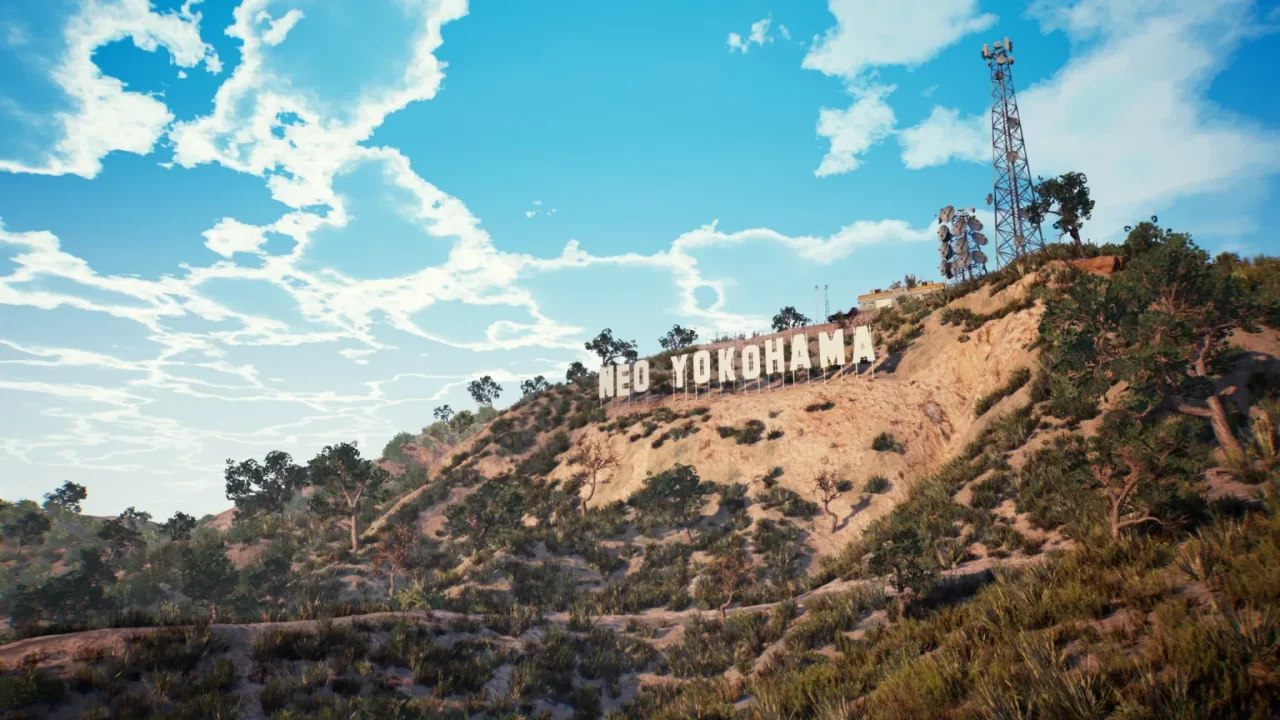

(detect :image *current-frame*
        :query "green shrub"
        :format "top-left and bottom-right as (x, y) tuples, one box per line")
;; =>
(757, 486), (818, 519)
(973, 367), (1032, 417)
(872, 432), (905, 453)
(863, 475), (891, 494)
(767, 429), (785, 440)
(805, 400), (836, 412)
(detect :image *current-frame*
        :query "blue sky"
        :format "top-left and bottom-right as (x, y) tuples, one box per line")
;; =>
(1, 0), (1278, 518)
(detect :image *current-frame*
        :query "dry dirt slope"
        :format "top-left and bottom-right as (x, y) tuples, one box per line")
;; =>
(368, 275), (1045, 558)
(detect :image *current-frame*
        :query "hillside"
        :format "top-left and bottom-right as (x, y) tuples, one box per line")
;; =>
(3, 229), (1280, 719)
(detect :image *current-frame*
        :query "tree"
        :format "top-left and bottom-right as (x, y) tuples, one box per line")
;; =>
(467, 375), (502, 407)
(1111, 232), (1248, 464)
(771, 306), (810, 333)
(160, 511), (198, 542)
(812, 471), (847, 533)
(659, 324), (698, 352)
(224, 450), (309, 521)
(9, 547), (115, 629)
(307, 441), (391, 552)
(520, 375), (550, 397)
(1027, 171), (1095, 257)
(585, 328), (638, 366)
(433, 405), (455, 423)
(179, 539), (236, 623)
(574, 437), (621, 513)
(97, 507), (151, 561)
(904, 274), (920, 289)
(373, 524), (416, 599)
(4, 509), (50, 558)
(629, 464), (706, 542)
(711, 547), (752, 623)
(42, 481), (87, 513)
(566, 361), (590, 383)
(1089, 413), (1205, 541)
(866, 513), (939, 617)
(449, 409), (475, 433)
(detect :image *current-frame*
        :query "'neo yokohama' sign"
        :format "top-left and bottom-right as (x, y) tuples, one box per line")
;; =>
(600, 325), (875, 399)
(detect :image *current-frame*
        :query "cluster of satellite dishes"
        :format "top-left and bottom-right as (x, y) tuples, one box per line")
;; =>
(982, 37), (1015, 64)
(937, 205), (988, 281)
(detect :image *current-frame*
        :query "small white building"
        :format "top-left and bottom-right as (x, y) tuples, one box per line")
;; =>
(857, 282), (946, 312)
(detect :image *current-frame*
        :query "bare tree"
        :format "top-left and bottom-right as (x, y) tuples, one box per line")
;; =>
(812, 470), (845, 533)
(373, 524), (416, 598)
(713, 550), (751, 623)
(574, 437), (620, 513)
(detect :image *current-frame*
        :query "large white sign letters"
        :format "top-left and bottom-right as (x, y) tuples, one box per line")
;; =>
(600, 326), (876, 399)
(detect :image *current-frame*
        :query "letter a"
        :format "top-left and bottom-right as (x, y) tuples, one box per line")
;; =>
(790, 334), (812, 372)
(853, 326), (875, 364)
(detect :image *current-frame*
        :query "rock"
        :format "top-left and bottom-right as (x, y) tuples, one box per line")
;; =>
(1069, 256), (1121, 277)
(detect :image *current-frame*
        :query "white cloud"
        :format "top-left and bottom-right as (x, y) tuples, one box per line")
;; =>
(258, 8), (304, 46)
(898, 0), (1280, 238)
(524, 210), (536, 218)
(726, 15), (775, 54)
(749, 16), (773, 46)
(899, 106), (987, 169)
(0, 0), (220, 179)
(814, 85), (897, 177)
(177, 70), (188, 79)
(802, 0), (995, 177)
(202, 218), (269, 258)
(802, 0), (996, 81)
(921, 84), (938, 97)
(779, 24), (792, 41)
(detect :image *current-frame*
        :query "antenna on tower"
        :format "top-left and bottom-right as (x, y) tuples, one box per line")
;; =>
(937, 205), (988, 283)
(982, 35), (1043, 266)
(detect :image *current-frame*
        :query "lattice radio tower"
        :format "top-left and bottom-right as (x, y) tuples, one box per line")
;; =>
(982, 37), (1043, 267)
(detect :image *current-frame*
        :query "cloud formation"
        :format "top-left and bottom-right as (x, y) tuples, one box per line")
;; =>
(803, 0), (996, 176)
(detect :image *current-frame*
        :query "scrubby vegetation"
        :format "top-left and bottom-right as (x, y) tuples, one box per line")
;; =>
(5, 221), (1280, 718)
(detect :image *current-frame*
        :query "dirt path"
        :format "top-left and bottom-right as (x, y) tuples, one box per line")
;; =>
(0, 556), (1041, 670)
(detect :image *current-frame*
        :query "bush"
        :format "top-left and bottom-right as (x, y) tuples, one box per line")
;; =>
(757, 486), (818, 519)
(863, 475), (890, 494)
(805, 400), (836, 412)
(767, 429), (785, 440)
(973, 367), (1032, 417)
(872, 432), (905, 453)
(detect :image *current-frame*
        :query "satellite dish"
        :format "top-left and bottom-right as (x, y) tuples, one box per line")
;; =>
(982, 43), (990, 57)
(967, 216), (983, 232)
(973, 250), (988, 265)
(952, 218), (966, 236)
(940, 243), (953, 259)
(939, 205), (955, 223)
(986, 193), (993, 206)
(937, 225), (952, 241)
(1008, 56), (1015, 65)
(968, 207), (976, 215)
(940, 262), (954, 279)
(1005, 37), (1012, 52)
(994, 41), (1003, 49)
(973, 232), (988, 245)
(997, 55), (1007, 65)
